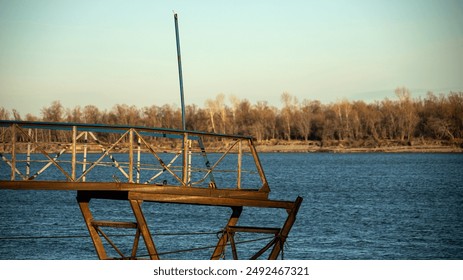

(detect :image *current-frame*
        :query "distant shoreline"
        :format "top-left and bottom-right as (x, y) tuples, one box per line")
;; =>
(255, 140), (463, 153)
(2, 140), (461, 154)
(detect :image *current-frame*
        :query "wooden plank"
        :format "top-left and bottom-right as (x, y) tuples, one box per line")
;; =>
(227, 226), (280, 234)
(128, 192), (295, 209)
(130, 186), (269, 200)
(91, 220), (137, 228)
(0, 181), (269, 200)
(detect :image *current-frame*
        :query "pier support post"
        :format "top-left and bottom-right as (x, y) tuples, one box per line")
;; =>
(129, 199), (159, 260)
(268, 196), (303, 260)
(77, 191), (159, 260)
(76, 193), (108, 260)
(211, 206), (242, 260)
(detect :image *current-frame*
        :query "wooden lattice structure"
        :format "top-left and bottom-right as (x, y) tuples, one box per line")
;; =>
(0, 120), (302, 260)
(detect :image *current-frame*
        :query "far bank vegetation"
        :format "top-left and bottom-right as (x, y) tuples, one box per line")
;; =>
(1, 88), (462, 151)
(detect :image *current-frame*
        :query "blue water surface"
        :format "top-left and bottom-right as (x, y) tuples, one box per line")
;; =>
(1, 153), (462, 259)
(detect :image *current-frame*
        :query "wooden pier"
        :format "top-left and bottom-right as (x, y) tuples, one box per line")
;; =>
(0, 120), (302, 260)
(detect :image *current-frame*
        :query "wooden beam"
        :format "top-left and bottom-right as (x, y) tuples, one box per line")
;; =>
(129, 185), (268, 199)
(128, 192), (295, 209)
(91, 220), (137, 228)
(0, 181), (269, 200)
(227, 226), (280, 234)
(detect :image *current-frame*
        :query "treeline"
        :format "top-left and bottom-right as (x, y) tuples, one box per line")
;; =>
(1, 88), (462, 146)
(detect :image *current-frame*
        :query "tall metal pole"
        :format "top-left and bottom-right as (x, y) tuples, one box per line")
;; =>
(174, 13), (186, 131)
(174, 13), (189, 185)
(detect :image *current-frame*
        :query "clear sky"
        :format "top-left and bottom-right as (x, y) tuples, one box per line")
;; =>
(1, 0), (462, 116)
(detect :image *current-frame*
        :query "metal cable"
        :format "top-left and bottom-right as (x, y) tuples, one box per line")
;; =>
(1, 232), (279, 259)
(0, 231), (217, 241)
(127, 235), (274, 260)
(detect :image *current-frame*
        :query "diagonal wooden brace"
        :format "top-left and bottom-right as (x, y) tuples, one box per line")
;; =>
(268, 196), (303, 260)
(129, 199), (159, 260)
(76, 193), (108, 260)
(211, 206), (242, 260)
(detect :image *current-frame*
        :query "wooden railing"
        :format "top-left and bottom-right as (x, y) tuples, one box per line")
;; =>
(0, 120), (269, 192)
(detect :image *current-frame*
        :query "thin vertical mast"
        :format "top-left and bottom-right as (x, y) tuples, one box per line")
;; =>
(174, 13), (186, 130)
(174, 13), (188, 185)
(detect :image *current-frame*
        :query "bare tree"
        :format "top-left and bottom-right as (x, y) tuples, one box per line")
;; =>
(447, 92), (463, 139)
(251, 101), (277, 141)
(379, 98), (398, 140)
(229, 95), (240, 135)
(41, 101), (66, 142)
(25, 113), (38, 121)
(352, 101), (381, 144)
(41, 101), (64, 122)
(205, 93), (228, 134)
(12, 109), (21, 121)
(185, 104), (209, 132)
(332, 99), (352, 141)
(65, 106), (82, 123)
(0, 107), (10, 120)
(395, 87), (418, 141)
(109, 104), (141, 126)
(205, 99), (217, 133)
(83, 105), (101, 124)
(234, 99), (253, 136)
(281, 92), (297, 141)
(294, 99), (312, 141)
(142, 105), (161, 128)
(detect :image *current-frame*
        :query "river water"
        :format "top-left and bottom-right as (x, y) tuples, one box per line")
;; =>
(1, 153), (462, 260)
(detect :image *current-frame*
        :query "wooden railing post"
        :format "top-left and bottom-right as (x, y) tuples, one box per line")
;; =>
(237, 140), (242, 189)
(71, 126), (77, 181)
(10, 124), (16, 181)
(182, 132), (189, 186)
(129, 129), (134, 183)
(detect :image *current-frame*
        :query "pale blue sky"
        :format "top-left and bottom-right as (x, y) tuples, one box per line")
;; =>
(1, 0), (462, 116)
